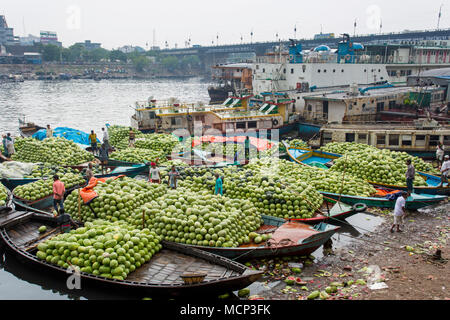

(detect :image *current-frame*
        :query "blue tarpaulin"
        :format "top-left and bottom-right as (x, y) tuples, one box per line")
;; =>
(32, 127), (101, 145)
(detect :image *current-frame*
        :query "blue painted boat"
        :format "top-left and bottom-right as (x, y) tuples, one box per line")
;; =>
(298, 122), (322, 140)
(166, 215), (340, 260)
(286, 145), (450, 197)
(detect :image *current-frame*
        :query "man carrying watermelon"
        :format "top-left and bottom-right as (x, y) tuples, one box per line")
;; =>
(405, 159), (415, 194)
(149, 162), (161, 184)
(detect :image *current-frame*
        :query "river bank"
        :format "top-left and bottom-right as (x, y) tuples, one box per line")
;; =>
(240, 201), (449, 300)
(0, 63), (207, 81)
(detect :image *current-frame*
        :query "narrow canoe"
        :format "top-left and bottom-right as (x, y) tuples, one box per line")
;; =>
(286, 146), (450, 196)
(166, 215), (340, 261)
(1, 164), (147, 190)
(0, 213), (263, 297)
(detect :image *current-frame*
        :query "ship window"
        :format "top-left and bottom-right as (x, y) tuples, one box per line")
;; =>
(256, 65), (259, 70)
(262, 68), (265, 73)
(389, 134), (400, 146)
(341, 69), (344, 72)
(322, 132), (333, 144)
(318, 70), (321, 73)
(248, 121), (257, 129)
(333, 69), (336, 73)
(291, 69), (294, 74)
(415, 135), (426, 147)
(378, 69), (381, 72)
(283, 68), (286, 74)
(171, 118), (177, 126)
(389, 101), (396, 110)
(429, 135), (440, 146)
(357, 134), (367, 143)
(236, 122), (246, 129)
(402, 135), (412, 146)
(149, 112), (156, 119)
(364, 69), (367, 72)
(444, 136), (450, 146)
(345, 133), (355, 142)
(307, 104), (312, 112)
(377, 134), (386, 145)
(324, 69), (327, 73)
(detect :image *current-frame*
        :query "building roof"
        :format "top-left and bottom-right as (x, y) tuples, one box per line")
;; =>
(412, 67), (450, 78)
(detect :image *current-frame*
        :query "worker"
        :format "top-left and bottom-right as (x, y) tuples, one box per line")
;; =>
(5, 133), (15, 157)
(85, 162), (94, 184)
(2, 134), (9, 158)
(390, 191), (409, 233)
(168, 165), (180, 189)
(405, 159), (415, 194)
(214, 173), (223, 196)
(102, 127), (110, 152)
(98, 143), (109, 174)
(129, 127), (136, 148)
(149, 162), (161, 184)
(438, 155), (450, 187)
(52, 175), (65, 214)
(89, 130), (98, 155)
(56, 208), (74, 233)
(46, 125), (53, 139)
(436, 142), (445, 167)
(245, 136), (250, 161)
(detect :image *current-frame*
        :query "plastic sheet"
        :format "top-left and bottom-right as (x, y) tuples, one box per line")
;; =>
(0, 161), (36, 179)
(32, 127), (101, 146)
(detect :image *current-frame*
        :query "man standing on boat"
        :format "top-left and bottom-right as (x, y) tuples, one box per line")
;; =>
(2, 135), (9, 158)
(85, 162), (94, 184)
(436, 142), (445, 167)
(168, 165), (180, 189)
(89, 130), (98, 155)
(102, 127), (110, 152)
(405, 159), (415, 194)
(52, 175), (65, 215)
(390, 191), (409, 233)
(46, 125), (53, 139)
(128, 128), (136, 148)
(438, 155), (450, 187)
(98, 143), (109, 174)
(5, 133), (15, 157)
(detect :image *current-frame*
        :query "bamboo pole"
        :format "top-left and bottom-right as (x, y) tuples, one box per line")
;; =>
(77, 189), (81, 221)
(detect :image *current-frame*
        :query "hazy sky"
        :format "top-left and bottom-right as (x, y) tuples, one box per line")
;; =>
(1, 0), (448, 49)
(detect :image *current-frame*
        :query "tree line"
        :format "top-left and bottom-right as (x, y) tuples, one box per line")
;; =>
(38, 43), (202, 73)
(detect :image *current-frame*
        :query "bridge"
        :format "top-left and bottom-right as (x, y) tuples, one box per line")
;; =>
(159, 29), (450, 73)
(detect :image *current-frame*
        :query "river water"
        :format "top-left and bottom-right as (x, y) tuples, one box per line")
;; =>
(0, 79), (385, 300)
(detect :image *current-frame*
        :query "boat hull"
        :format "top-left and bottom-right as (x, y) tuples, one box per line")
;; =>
(0, 214), (262, 297)
(321, 191), (447, 210)
(165, 215), (340, 261)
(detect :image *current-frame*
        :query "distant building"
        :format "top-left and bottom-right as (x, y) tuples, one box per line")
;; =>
(119, 45), (145, 53)
(150, 46), (160, 51)
(0, 15), (15, 45)
(75, 40), (102, 51)
(19, 34), (41, 46)
(40, 31), (62, 47)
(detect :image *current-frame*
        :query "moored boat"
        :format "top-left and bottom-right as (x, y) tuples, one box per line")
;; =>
(166, 215), (341, 261)
(1, 164), (147, 190)
(0, 213), (263, 297)
(286, 145), (450, 195)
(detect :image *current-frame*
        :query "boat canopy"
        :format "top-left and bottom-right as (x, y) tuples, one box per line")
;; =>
(32, 127), (101, 145)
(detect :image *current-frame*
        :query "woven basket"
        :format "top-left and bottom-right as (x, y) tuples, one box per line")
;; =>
(180, 272), (207, 285)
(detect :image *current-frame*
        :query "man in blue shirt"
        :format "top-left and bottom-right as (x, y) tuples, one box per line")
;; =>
(214, 173), (223, 196)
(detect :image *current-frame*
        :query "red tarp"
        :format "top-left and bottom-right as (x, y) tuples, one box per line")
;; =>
(191, 136), (275, 152)
(79, 175), (125, 204)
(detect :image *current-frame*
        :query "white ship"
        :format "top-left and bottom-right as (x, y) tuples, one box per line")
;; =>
(252, 34), (450, 113)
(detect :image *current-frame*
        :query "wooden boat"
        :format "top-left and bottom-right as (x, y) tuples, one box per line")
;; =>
(0, 213), (263, 297)
(1, 164), (147, 190)
(166, 216), (340, 261)
(18, 118), (45, 138)
(321, 191), (447, 210)
(286, 146), (450, 196)
(11, 184), (82, 216)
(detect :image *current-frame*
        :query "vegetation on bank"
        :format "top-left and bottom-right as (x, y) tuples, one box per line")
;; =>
(37, 43), (202, 74)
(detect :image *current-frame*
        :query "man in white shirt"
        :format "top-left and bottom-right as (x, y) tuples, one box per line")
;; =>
(101, 127), (110, 151)
(438, 155), (450, 187)
(390, 192), (409, 233)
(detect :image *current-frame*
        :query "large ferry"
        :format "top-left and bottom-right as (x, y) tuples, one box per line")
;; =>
(252, 34), (450, 113)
